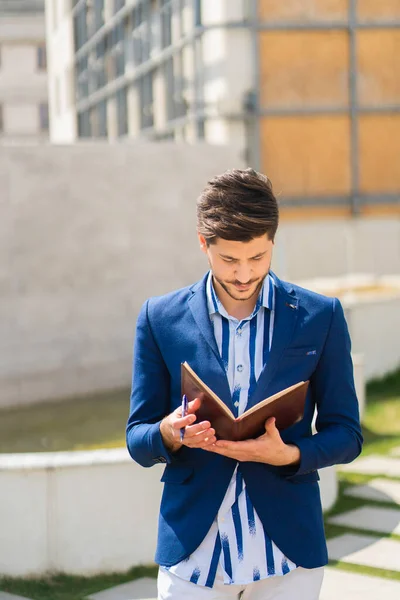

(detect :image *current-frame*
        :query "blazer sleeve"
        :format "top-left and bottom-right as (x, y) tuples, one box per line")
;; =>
(126, 299), (176, 467)
(288, 297), (363, 476)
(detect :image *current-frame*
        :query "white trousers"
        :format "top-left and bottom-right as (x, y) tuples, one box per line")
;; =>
(158, 564), (324, 600)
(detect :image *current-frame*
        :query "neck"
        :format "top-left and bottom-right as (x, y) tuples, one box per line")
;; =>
(212, 278), (258, 320)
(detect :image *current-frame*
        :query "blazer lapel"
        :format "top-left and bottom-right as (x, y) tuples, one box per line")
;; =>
(247, 273), (299, 408)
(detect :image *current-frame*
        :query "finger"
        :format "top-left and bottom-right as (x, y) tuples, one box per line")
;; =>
(172, 413), (197, 430)
(191, 435), (217, 449)
(182, 422), (212, 437)
(184, 429), (216, 448)
(187, 397), (202, 414)
(176, 397), (201, 418)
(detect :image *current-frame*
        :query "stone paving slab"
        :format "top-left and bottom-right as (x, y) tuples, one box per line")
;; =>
(327, 505), (400, 535)
(0, 594), (34, 600)
(339, 455), (400, 477)
(320, 566), (400, 599)
(84, 568), (400, 600)
(86, 577), (157, 600)
(344, 478), (400, 504)
(327, 533), (400, 572)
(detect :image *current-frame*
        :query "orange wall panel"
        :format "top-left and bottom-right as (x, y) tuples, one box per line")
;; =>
(258, 0), (348, 21)
(259, 31), (349, 108)
(360, 204), (400, 217)
(359, 114), (400, 193)
(280, 206), (352, 220)
(358, 0), (400, 20)
(261, 116), (351, 196)
(357, 30), (400, 106)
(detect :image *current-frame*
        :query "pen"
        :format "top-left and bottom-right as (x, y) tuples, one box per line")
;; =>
(180, 394), (188, 442)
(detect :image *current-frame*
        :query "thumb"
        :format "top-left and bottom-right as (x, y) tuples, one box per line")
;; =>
(188, 397), (202, 413)
(264, 417), (277, 434)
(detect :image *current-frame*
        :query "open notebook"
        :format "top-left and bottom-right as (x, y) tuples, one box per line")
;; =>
(181, 362), (309, 441)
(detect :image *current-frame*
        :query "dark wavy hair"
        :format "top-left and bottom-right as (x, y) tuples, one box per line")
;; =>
(196, 168), (279, 244)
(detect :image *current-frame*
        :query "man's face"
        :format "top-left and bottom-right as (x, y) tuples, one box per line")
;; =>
(198, 233), (274, 303)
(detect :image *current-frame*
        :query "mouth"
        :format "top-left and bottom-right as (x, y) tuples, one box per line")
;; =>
(233, 283), (253, 292)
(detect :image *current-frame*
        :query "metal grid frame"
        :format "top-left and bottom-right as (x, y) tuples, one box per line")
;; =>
(250, 0), (400, 212)
(71, 0), (400, 211)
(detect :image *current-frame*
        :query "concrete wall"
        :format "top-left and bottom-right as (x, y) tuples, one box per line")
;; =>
(1, 143), (398, 408)
(274, 218), (400, 280)
(0, 142), (243, 408)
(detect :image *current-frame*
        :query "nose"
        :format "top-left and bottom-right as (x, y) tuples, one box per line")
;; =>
(235, 263), (252, 284)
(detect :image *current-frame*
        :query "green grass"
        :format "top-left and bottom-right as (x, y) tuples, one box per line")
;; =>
(0, 366), (399, 455)
(0, 565), (158, 600)
(322, 368), (400, 583)
(361, 367), (400, 456)
(0, 388), (129, 453)
(327, 561), (400, 582)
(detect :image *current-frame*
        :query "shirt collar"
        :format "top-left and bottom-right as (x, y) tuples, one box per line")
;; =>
(206, 271), (273, 319)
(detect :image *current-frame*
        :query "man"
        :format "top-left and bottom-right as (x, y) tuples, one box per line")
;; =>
(126, 169), (363, 599)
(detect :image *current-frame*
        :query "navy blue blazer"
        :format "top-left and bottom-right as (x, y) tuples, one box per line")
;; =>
(126, 271), (363, 569)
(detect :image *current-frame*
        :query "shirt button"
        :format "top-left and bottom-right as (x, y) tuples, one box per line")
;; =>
(237, 364), (243, 372)
(236, 328), (242, 336)
(234, 401), (240, 408)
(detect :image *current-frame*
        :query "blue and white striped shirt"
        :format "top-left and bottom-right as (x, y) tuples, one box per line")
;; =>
(164, 272), (296, 587)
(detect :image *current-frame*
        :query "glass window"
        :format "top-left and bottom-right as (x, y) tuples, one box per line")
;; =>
(98, 99), (108, 137)
(173, 50), (188, 118)
(164, 57), (174, 121)
(78, 110), (91, 137)
(197, 118), (205, 139)
(94, 0), (105, 32)
(114, 23), (125, 77)
(39, 103), (49, 131)
(114, 0), (125, 14)
(37, 45), (47, 70)
(161, 2), (172, 49)
(194, 0), (202, 26)
(116, 88), (128, 136)
(74, 6), (88, 51)
(75, 57), (89, 101)
(139, 72), (154, 129)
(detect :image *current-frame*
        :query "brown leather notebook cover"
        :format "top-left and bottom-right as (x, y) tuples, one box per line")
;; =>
(181, 362), (309, 442)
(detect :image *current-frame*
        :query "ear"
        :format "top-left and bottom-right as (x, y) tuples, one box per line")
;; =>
(198, 233), (208, 254)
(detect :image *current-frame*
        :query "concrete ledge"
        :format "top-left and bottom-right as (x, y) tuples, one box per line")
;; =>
(0, 447), (337, 577)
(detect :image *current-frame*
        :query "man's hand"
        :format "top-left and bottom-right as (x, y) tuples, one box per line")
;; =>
(205, 417), (301, 466)
(160, 398), (217, 453)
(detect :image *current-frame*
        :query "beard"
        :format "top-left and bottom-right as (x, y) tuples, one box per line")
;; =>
(212, 271), (269, 303)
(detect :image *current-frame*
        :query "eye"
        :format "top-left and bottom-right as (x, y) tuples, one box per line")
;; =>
(252, 256), (263, 261)
(222, 257), (234, 263)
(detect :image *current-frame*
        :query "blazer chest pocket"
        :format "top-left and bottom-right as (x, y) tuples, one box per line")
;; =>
(283, 347), (317, 358)
(160, 465), (194, 484)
